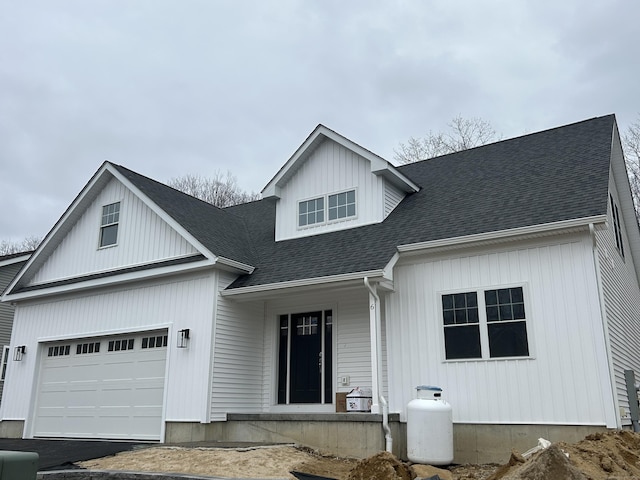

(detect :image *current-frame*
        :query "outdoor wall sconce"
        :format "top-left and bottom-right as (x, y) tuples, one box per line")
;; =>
(177, 329), (190, 348)
(13, 345), (26, 361)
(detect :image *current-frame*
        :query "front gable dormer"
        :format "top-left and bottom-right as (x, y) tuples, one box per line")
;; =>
(262, 125), (419, 241)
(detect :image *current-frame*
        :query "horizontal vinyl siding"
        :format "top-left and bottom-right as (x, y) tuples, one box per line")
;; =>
(211, 271), (264, 419)
(386, 234), (615, 426)
(597, 170), (640, 426)
(384, 183), (405, 218)
(0, 261), (25, 404)
(1, 272), (216, 426)
(28, 179), (197, 285)
(275, 139), (386, 241)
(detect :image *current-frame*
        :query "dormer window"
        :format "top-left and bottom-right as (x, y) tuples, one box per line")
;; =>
(99, 201), (120, 247)
(298, 197), (324, 227)
(328, 190), (356, 221)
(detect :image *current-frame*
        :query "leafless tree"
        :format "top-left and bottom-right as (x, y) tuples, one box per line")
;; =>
(394, 115), (498, 164)
(623, 114), (640, 219)
(0, 236), (40, 256)
(168, 171), (260, 208)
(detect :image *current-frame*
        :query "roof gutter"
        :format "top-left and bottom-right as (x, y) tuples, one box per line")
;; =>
(398, 215), (607, 254)
(220, 269), (385, 297)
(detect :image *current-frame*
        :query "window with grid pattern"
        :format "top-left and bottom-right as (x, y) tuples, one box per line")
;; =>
(99, 202), (120, 247)
(298, 197), (324, 227)
(442, 286), (530, 360)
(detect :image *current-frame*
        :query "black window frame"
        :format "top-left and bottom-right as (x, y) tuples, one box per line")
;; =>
(441, 285), (530, 361)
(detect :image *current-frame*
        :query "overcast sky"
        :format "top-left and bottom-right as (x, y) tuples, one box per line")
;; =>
(1, 1), (639, 243)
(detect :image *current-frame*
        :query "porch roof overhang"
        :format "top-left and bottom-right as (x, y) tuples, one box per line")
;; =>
(220, 269), (391, 301)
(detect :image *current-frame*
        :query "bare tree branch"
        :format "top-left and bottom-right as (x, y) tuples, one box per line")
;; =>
(394, 115), (497, 164)
(0, 236), (40, 256)
(168, 171), (260, 208)
(623, 114), (640, 219)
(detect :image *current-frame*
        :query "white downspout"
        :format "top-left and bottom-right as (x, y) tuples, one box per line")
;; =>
(364, 277), (393, 453)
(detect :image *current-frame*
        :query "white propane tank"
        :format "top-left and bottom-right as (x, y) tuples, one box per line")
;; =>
(406, 385), (453, 465)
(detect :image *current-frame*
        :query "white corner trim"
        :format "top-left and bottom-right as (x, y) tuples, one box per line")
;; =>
(397, 216), (608, 254)
(220, 269), (385, 297)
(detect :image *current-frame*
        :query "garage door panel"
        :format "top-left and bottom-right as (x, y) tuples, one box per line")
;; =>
(34, 330), (167, 441)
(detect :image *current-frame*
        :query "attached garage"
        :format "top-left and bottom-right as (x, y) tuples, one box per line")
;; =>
(33, 330), (168, 441)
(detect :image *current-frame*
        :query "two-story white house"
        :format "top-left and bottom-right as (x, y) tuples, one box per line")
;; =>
(1, 114), (639, 463)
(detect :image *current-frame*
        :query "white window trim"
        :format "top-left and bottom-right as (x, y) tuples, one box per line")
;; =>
(297, 188), (358, 230)
(98, 200), (123, 249)
(297, 195), (325, 229)
(439, 283), (534, 362)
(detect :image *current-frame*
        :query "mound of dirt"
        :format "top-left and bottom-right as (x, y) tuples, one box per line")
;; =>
(346, 451), (415, 480)
(487, 431), (640, 480)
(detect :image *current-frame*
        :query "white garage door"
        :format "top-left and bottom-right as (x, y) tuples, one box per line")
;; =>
(33, 330), (168, 441)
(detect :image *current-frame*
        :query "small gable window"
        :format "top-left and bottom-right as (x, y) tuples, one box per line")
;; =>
(328, 189), (356, 221)
(298, 197), (324, 227)
(99, 201), (120, 247)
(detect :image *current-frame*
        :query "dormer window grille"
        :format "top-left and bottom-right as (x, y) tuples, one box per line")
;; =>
(298, 197), (324, 227)
(328, 190), (356, 221)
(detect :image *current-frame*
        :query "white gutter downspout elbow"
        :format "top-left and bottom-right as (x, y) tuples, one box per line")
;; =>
(364, 277), (393, 453)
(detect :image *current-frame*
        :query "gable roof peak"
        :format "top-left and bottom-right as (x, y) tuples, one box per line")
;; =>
(261, 124), (418, 198)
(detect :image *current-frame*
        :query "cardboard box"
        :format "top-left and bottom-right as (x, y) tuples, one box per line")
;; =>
(335, 392), (348, 412)
(346, 387), (372, 412)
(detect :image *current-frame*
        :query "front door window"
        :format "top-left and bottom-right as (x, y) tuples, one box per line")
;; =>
(278, 310), (332, 404)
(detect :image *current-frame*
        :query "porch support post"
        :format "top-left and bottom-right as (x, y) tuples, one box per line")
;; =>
(366, 280), (381, 414)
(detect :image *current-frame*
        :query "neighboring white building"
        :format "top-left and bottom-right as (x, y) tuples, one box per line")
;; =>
(1, 115), (639, 463)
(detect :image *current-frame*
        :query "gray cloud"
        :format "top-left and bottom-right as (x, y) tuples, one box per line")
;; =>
(1, 0), (639, 242)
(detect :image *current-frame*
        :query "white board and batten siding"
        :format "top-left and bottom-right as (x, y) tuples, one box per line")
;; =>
(210, 271), (265, 420)
(261, 287), (381, 409)
(596, 164), (640, 426)
(275, 139), (400, 241)
(27, 178), (198, 286)
(385, 233), (617, 427)
(1, 272), (217, 438)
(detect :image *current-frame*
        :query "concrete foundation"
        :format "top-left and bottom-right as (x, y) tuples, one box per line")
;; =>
(0, 420), (24, 438)
(166, 416), (608, 464)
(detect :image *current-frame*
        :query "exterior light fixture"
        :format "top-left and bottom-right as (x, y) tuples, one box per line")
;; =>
(13, 345), (26, 361)
(177, 329), (190, 348)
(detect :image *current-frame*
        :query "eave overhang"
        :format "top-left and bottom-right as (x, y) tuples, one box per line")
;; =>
(221, 269), (387, 301)
(397, 215), (608, 256)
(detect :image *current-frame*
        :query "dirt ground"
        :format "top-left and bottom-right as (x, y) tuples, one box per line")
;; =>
(78, 430), (640, 480)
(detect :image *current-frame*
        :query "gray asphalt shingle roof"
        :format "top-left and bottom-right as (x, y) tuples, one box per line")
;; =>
(116, 115), (616, 291)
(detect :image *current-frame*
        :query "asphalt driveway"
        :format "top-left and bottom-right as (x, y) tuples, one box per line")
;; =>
(0, 438), (146, 470)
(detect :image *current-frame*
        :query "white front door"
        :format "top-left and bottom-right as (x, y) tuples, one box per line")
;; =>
(33, 330), (167, 440)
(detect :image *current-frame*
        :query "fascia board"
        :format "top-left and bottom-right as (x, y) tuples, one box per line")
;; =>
(221, 269), (385, 297)
(108, 165), (217, 262)
(3, 256), (216, 302)
(397, 215), (608, 254)
(261, 124), (419, 197)
(215, 256), (255, 274)
(0, 253), (31, 268)
(3, 162), (113, 296)
(262, 125), (326, 198)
